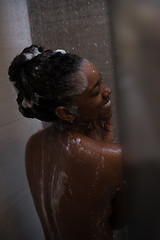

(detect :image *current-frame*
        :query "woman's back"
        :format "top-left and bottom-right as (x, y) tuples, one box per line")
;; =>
(25, 125), (123, 240)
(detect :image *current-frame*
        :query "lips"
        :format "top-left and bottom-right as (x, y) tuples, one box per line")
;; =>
(102, 98), (112, 110)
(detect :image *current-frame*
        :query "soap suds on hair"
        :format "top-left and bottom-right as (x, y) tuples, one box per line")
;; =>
(53, 49), (66, 54)
(24, 47), (41, 60)
(21, 92), (40, 109)
(22, 98), (34, 108)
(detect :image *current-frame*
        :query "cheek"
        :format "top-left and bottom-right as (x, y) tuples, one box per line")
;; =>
(86, 99), (103, 114)
(76, 102), (96, 116)
(92, 96), (103, 109)
(75, 95), (103, 116)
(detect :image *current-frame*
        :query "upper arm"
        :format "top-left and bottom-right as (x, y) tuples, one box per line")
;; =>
(25, 134), (37, 165)
(110, 183), (127, 229)
(25, 132), (42, 181)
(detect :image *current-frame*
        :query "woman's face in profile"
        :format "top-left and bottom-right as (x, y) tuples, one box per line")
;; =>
(74, 61), (112, 121)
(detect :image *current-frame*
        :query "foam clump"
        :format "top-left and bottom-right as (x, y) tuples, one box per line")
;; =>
(76, 138), (81, 144)
(22, 98), (34, 108)
(53, 49), (66, 54)
(65, 146), (70, 151)
(24, 47), (41, 60)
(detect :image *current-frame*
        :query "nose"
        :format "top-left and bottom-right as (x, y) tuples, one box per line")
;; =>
(103, 86), (111, 98)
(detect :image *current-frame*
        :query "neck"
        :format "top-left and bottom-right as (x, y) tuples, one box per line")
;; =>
(50, 118), (92, 135)
(72, 119), (92, 134)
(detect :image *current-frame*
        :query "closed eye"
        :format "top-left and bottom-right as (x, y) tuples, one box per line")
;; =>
(91, 85), (100, 97)
(90, 79), (102, 97)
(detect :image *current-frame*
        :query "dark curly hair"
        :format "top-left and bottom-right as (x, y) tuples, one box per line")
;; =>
(8, 45), (86, 122)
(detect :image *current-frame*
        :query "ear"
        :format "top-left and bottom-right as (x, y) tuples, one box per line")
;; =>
(55, 106), (76, 122)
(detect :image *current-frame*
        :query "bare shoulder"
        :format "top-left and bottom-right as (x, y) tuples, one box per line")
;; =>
(62, 130), (123, 190)
(25, 127), (50, 166)
(26, 130), (43, 154)
(63, 130), (123, 163)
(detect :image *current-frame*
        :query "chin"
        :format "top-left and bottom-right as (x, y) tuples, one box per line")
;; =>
(101, 110), (112, 120)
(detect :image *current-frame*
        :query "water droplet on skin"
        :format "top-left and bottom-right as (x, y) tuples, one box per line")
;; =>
(116, 187), (120, 192)
(79, 147), (84, 151)
(95, 171), (99, 180)
(101, 156), (105, 168)
(68, 185), (73, 195)
(76, 138), (81, 144)
(101, 156), (105, 162)
(66, 146), (69, 151)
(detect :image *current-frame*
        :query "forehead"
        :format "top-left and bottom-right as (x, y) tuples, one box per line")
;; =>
(82, 60), (101, 92)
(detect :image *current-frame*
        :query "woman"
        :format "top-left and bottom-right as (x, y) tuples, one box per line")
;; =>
(8, 45), (126, 240)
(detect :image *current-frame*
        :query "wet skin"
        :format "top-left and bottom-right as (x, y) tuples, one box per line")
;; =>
(25, 61), (126, 240)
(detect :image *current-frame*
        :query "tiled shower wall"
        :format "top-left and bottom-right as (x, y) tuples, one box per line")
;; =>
(0, 0), (43, 239)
